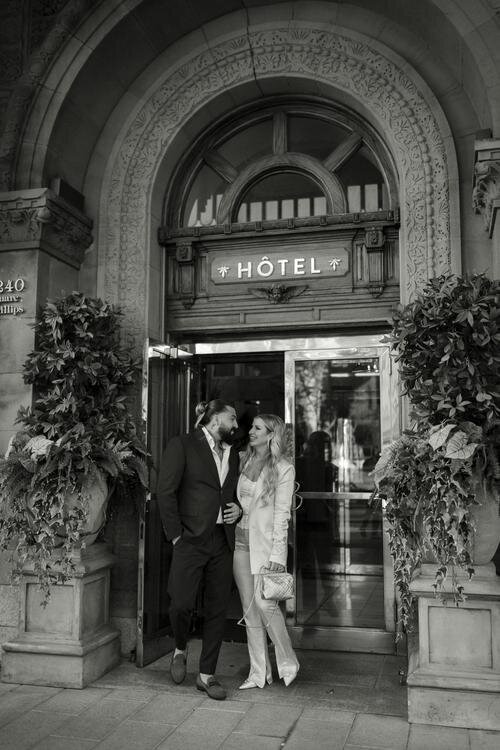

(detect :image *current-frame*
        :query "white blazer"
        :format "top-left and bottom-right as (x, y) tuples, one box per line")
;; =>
(240, 459), (295, 575)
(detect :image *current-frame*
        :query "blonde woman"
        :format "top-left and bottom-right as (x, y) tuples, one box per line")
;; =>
(233, 414), (300, 689)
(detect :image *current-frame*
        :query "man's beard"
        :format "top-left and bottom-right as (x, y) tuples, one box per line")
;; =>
(219, 425), (238, 443)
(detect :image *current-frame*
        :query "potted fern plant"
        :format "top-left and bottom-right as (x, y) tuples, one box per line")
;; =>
(372, 273), (500, 630)
(0, 292), (148, 600)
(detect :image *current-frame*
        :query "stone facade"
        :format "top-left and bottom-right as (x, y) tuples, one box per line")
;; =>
(0, 0), (499, 720)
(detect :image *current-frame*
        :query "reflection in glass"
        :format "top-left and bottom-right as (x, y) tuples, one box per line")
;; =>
(184, 165), (226, 226)
(337, 146), (388, 213)
(294, 357), (384, 629)
(237, 172), (326, 222)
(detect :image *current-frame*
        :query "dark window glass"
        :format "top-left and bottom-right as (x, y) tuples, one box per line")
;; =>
(288, 115), (350, 159)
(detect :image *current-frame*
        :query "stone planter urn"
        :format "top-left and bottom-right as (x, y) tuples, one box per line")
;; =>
(1, 535), (120, 688)
(2, 472), (118, 689)
(407, 478), (500, 731)
(469, 476), (500, 565)
(55, 470), (110, 547)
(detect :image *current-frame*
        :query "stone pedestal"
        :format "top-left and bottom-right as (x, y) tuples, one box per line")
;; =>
(407, 562), (500, 730)
(1, 544), (120, 689)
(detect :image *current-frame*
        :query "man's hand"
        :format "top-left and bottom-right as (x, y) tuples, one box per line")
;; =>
(223, 502), (241, 524)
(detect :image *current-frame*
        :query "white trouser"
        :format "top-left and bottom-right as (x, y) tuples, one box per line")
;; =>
(233, 546), (299, 687)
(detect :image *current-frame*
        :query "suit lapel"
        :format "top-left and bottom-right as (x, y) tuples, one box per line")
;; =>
(222, 446), (238, 489)
(193, 429), (220, 486)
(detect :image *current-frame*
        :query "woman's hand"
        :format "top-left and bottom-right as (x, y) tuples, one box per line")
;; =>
(267, 562), (285, 572)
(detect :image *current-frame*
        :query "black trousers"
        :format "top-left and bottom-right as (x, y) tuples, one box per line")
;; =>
(168, 525), (233, 674)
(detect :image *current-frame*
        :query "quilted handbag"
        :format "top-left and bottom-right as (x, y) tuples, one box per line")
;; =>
(260, 567), (294, 601)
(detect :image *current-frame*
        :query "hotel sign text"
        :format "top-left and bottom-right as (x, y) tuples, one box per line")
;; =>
(210, 246), (349, 284)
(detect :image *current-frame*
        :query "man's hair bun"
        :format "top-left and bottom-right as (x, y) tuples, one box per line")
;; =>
(195, 402), (207, 418)
(194, 399), (233, 428)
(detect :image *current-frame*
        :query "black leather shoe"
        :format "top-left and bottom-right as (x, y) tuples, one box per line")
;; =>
(170, 652), (187, 684)
(196, 674), (227, 700)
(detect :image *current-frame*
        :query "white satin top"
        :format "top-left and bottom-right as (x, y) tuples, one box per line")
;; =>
(237, 473), (256, 531)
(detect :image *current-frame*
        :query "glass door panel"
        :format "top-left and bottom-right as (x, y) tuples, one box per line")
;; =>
(136, 341), (196, 666)
(286, 343), (398, 652)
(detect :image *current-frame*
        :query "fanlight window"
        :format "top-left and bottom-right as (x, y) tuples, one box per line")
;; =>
(287, 115), (351, 159)
(237, 172), (326, 222)
(180, 107), (393, 228)
(185, 165), (226, 227)
(217, 119), (274, 170)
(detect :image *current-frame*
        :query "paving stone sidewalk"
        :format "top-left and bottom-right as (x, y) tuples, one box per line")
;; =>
(0, 642), (498, 749)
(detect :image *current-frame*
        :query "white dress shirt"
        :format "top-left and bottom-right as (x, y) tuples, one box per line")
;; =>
(202, 426), (231, 524)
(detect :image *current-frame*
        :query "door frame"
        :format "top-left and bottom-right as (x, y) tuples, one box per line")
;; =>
(193, 334), (400, 653)
(136, 339), (194, 667)
(284, 337), (399, 653)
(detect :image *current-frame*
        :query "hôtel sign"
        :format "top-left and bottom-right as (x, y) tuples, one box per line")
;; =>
(210, 245), (349, 284)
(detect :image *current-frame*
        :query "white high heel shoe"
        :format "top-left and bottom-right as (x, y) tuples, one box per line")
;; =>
(238, 674), (273, 690)
(239, 678), (262, 690)
(282, 669), (298, 687)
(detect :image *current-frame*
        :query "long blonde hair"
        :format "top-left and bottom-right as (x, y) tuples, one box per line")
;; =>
(240, 414), (290, 504)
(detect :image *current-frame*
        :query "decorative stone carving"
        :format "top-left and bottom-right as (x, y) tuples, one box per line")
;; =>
(174, 240), (196, 309)
(249, 284), (308, 304)
(0, 188), (92, 268)
(473, 138), (500, 236)
(101, 22), (455, 349)
(364, 228), (385, 249)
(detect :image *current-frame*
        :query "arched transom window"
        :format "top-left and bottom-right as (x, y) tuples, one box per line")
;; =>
(174, 103), (397, 230)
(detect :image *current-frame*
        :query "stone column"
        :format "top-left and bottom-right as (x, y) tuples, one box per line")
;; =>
(0, 188), (120, 685)
(407, 563), (500, 730)
(0, 186), (92, 454)
(0, 187), (94, 661)
(472, 137), (500, 280)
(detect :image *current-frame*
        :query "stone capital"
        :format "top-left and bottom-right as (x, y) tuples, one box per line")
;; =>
(472, 139), (500, 236)
(0, 188), (93, 268)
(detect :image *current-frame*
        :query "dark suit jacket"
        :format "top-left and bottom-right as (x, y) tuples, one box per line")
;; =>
(156, 429), (240, 550)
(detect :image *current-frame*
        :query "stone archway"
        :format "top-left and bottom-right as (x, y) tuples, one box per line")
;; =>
(100, 22), (460, 343)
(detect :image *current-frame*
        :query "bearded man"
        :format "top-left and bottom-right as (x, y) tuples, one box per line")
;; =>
(156, 399), (242, 700)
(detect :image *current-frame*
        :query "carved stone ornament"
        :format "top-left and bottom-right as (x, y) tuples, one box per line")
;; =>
(364, 228), (385, 249)
(249, 284), (308, 304)
(174, 241), (196, 308)
(175, 242), (194, 263)
(472, 139), (500, 236)
(100, 22), (456, 344)
(0, 188), (92, 268)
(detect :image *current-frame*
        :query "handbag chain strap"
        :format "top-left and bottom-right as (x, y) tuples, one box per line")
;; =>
(237, 567), (282, 629)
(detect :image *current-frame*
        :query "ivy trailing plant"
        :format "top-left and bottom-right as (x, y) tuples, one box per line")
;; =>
(372, 274), (499, 632)
(0, 292), (148, 600)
